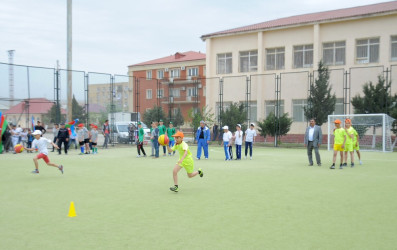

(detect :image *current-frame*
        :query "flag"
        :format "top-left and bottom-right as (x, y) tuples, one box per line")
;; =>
(32, 116), (35, 131)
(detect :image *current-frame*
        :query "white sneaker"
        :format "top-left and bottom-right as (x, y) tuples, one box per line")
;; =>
(250, 157), (252, 160)
(359, 160), (363, 165)
(136, 155), (141, 158)
(244, 156), (247, 159)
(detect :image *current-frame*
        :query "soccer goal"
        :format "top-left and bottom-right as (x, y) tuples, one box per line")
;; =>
(327, 114), (395, 152)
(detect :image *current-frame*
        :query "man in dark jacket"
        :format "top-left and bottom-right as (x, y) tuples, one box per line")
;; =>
(57, 123), (70, 155)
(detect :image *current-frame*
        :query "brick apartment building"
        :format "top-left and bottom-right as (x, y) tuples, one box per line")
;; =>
(128, 51), (206, 123)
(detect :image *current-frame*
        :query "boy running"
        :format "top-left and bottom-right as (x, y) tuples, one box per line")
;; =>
(167, 131), (203, 192)
(167, 122), (176, 156)
(24, 130), (63, 174)
(330, 119), (347, 170)
(136, 122), (146, 157)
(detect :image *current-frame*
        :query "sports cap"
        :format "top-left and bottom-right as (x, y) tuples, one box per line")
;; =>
(172, 131), (184, 138)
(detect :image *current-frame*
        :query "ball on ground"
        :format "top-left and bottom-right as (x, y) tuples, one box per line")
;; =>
(14, 144), (24, 153)
(158, 134), (169, 146)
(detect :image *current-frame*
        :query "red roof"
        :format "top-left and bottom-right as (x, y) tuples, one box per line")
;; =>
(4, 98), (66, 114)
(88, 103), (106, 113)
(201, 1), (397, 40)
(130, 51), (206, 67)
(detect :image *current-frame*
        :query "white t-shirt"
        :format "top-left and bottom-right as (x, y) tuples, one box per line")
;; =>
(245, 129), (257, 142)
(234, 130), (243, 145)
(223, 131), (232, 142)
(32, 137), (52, 155)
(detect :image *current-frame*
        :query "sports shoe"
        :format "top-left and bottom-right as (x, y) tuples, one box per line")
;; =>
(308, 164), (313, 166)
(330, 165), (335, 169)
(198, 168), (204, 177)
(244, 156), (247, 159)
(339, 165), (343, 169)
(359, 160), (363, 165)
(136, 155), (141, 158)
(79, 153), (84, 155)
(351, 163), (355, 168)
(58, 165), (64, 174)
(317, 163), (322, 166)
(196, 158), (200, 160)
(31, 169), (39, 174)
(250, 157), (252, 160)
(205, 158), (208, 160)
(342, 163), (347, 167)
(170, 186), (179, 192)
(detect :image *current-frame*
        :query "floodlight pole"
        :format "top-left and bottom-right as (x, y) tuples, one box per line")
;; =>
(67, 0), (73, 121)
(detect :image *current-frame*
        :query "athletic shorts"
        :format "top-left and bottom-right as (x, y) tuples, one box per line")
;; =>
(178, 157), (194, 174)
(353, 143), (360, 150)
(37, 153), (49, 163)
(79, 141), (84, 146)
(344, 144), (353, 152)
(169, 140), (175, 147)
(84, 139), (90, 144)
(333, 144), (344, 151)
(91, 142), (97, 146)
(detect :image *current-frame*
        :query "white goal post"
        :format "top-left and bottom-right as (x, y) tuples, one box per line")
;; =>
(327, 114), (395, 152)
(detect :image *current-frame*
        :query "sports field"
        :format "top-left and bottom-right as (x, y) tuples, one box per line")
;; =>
(1, 146), (396, 250)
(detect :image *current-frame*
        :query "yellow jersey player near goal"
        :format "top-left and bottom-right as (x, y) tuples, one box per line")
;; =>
(167, 131), (203, 192)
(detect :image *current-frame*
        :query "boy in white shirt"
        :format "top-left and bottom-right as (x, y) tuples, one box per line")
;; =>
(222, 125), (232, 161)
(233, 124), (243, 160)
(244, 123), (257, 160)
(24, 130), (64, 174)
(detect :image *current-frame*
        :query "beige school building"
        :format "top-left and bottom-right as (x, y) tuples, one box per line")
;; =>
(201, 1), (397, 138)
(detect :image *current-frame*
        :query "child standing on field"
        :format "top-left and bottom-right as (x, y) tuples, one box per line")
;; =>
(167, 122), (176, 156)
(90, 124), (99, 154)
(330, 119), (347, 170)
(222, 125), (233, 161)
(158, 119), (167, 156)
(167, 131), (203, 192)
(24, 130), (64, 174)
(343, 119), (356, 167)
(233, 124), (243, 160)
(136, 122), (146, 157)
(77, 123), (90, 155)
(244, 123), (257, 160)
(150, 122), (160, 158)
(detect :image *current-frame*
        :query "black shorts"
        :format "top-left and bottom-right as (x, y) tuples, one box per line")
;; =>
(91, 142), (97, 146)
(79, 141), (84, 146)
(84, 138), (90, 144)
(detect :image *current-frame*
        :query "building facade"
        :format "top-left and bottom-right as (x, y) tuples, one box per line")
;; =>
(128, 51), (206, 122)
(88, 82), (133, 113)
(201, 1), (397, 137)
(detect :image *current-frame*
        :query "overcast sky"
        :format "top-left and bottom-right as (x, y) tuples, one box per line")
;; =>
(0, 0), (389, 75)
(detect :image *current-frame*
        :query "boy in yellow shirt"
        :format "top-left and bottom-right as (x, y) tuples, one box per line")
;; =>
(167, 131), (203, 192)
(343, 119), (356, 167)
(331, 119), (346, 169)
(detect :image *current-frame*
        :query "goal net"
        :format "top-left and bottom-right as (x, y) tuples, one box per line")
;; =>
(327, 114), (395, 152)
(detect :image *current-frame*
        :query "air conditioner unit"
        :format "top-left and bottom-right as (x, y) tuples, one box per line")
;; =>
(181, 86), (186, 91)
(169, 97), (174, 102)
(169, 77), (174, 83)
(187, 76), (192, 80)
(198, 84), (202, 88)
(164, 68), (169, 72)
(186, 96), (191, 101)
(181, 66), (185, 70)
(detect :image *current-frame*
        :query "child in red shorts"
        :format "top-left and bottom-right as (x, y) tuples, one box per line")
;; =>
(24, 130), (64, 174)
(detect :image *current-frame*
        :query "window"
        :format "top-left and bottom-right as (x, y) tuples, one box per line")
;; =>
(334, 98), (344, 115)
(392, 36), (397, 61)
(323, 41), (346, 66)
(294, 45), (313, 68)
(188, 67), (198, 77)
(157, 89), (164, 98)
(173, 108), (178, 116)
(356, 38), (379, 64)
(203, 86), (206, 97)
(292, 99), (307, 122)
(266, 47), (285, 70)
(265, 100), (285, 117)
(146, 70), (152, 79)
(169, 88), (180, 97)
(157, 70), (164, 79)
(239, 50), (258, 72)
(187, 87), (197, 97)
(170, 69), (180, 78)
(217, 53), (232, 74)
(146, 89), (152, 99)
(245, 101), (257, 122)
(203, 67), (206, 76)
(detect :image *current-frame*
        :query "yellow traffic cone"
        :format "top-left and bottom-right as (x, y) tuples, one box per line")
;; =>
(68, 201), (77, 217)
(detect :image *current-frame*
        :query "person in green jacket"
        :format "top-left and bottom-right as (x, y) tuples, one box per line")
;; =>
(158, 119), (167, 156)
(136, 122), (146, 157)
(167, 122), (176, 156)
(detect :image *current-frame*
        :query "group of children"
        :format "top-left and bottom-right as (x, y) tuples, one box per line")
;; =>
(331, 118), (362, 169)
(145, 120), (176, 159)
(222, 123), (257, 161)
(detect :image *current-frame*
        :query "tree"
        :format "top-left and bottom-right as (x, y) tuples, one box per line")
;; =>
(72, 95), (86, 123)
(219, 102), (247, 133)
(351, 75), (397, 115)
(188, 106), (215, 141)
(143, 105), (166, 126)
(168, 108), (184, 129)
(257, 112), (293, 146)
(304, 61), (336, 126)
(43, 103), (65, 124)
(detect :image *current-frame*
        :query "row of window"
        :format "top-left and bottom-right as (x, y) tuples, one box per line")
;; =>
(217, 36), (397, 74)
(147, 67), (200, 80)
(145, 87), (204, 99)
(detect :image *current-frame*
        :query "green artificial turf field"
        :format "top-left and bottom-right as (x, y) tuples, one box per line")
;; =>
(1, 146), (396, 250)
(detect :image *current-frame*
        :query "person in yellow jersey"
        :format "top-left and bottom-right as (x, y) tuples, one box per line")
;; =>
(330, 119), (347, 170)
(167, 131), (203, 192)
(343, 119), (356, 167)
(352, 126), (363, 165)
